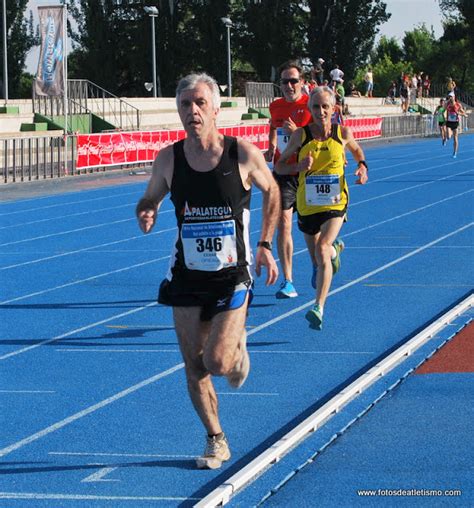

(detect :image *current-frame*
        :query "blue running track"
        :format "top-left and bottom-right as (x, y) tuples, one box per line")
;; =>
(1, 134), (473, 506)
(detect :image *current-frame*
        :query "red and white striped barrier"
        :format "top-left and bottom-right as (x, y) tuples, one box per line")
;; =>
(76, 119), (381, 170)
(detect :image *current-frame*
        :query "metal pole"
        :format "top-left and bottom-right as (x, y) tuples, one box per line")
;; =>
(62, 1), (68, 175)
(151, 15), (157, 98)
(226, 25), (231, 98)
(2, 0), (8, 103)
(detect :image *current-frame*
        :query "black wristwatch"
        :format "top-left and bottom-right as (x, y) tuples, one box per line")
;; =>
(257, 241), (272, 251)
(357, 160), (368, 171)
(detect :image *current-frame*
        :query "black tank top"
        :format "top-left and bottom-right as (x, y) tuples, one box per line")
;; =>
(169, 136), (252, 280)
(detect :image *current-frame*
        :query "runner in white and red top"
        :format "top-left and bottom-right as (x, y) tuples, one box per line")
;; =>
(446, 94), (467, 159)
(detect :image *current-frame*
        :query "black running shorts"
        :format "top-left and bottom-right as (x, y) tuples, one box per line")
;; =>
(273, 173), (298, 211)
(297, 209), (347, 235)
(158, 268), (253, 322)
(446, 121), (459, 131)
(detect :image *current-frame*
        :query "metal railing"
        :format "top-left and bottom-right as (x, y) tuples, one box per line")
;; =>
(245, 82), (281, 109)
(1, 134), (76, 183)
(1, 114), (471, 184)
(380, 113), (470, 139)
(68, 80), (140, 130)
(32, 79), (141, 132)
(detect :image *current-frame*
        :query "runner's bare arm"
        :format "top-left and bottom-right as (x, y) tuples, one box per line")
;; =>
(265, 123), (278, 162)
(341, 126), (369, 185)
(237, 139), (279, 286)
(274, 128), (313, 175)
(136, 146), (173, 233)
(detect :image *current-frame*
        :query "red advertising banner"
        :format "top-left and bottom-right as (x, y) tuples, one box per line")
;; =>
(76, 119), (381, 170)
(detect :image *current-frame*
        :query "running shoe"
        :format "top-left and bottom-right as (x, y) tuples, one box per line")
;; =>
(452, 153), (457, 159)
(311, 264), (318, 289)
(196, 433), (231, 469)
(305, 304), (323, 330)
(275, 280), (298, 299)
(332, 238), (345, 274)
(227, 330), (250, 388)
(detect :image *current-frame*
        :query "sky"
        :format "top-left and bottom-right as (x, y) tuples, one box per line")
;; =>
(24, 0), (445, 74)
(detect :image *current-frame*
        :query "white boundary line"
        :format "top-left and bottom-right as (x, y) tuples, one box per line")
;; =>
(0, 492), (200, 501)
(0, 224), (470, 459)
(194, 293), (474, 508)
(0, 362), (184, 457)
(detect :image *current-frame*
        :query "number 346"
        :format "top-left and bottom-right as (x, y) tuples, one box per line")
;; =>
(196, 238), (223, 252)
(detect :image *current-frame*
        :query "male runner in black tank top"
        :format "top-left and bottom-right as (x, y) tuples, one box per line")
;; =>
(136, 73), (279, 469)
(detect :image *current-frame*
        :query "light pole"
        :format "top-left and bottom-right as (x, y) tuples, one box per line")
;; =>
(2, 0), (8, 103)
(144, 6), (158, 98)
(221, 17), (232, 98)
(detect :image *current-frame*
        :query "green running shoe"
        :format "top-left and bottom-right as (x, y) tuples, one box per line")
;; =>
(305, 304), (323, 330)
(332, 238), (345, 274)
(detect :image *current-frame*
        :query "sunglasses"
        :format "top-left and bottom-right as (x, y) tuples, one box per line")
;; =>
(280, 78), (300, 85)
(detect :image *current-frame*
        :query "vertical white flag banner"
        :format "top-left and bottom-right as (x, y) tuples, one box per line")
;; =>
(35, 6), (64, 96)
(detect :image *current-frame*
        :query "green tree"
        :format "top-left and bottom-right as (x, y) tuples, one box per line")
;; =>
(371, 36), (403, 65)
(0, 0), (37, 99)
(402, 24), (436, 71)
(307, 0), (390, 80)
(233, 0), (309, 82)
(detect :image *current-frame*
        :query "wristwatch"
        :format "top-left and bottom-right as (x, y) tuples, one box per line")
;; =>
(257, 241), (272, 251)
(357, 160), (368, 171)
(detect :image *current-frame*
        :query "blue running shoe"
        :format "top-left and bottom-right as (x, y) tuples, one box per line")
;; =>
(332, 238), (345, 274)
(275, 280), (298, 299)
(305, 304), (323, 330)
(452, 153), (457, 159)
(311, 264), (318, 289)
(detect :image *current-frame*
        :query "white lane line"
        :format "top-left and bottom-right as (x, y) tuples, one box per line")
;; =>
(49, 451), (196, 458)
(0, 492), (199, 501)
(0, 205), (260, 270)
(0, 362), (184, 457)
(0, 301), (159, 360)
(1, 153), (468, 249)
(217, 393), (279, 396)
(0, 256), (167, 305)
(0, 217), (134, 247)
(55, 349), (374, 355)
(0, 225), (470, 459)
(81, 466), (119, 483)
(353, 166), (474, 206)
(195, 294), (474, 508)
(246, 223), (473, 336)
(2, 186), (471, 305)
(0, 203), (138, 230)
(0, 228), (176, 271)
(0, 190), (142, 216)
(0, 390), (55, 394)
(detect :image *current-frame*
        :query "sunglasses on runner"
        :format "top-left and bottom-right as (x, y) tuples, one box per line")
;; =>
(280, 78), (300, 85)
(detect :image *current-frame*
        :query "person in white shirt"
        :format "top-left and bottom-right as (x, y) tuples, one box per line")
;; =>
(329, 64), (344, 88)
(364, 68), (373, 98)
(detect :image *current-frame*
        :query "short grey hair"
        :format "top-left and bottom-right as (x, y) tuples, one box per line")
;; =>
(176, 73), (221, 109)
(309, 86), (336, 106)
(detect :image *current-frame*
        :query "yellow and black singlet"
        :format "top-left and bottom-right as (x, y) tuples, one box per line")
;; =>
(296, 124), (348, 216)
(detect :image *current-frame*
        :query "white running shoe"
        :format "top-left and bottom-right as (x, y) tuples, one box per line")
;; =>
(196, 433), (231, 469)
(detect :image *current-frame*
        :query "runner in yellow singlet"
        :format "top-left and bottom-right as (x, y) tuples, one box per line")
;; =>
(275, 86), (368, 330)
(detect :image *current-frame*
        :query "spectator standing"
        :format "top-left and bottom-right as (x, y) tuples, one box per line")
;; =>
(364, 67), (374, 98)
(312, 58), (325, 85)
(329, 64), (344, 88)
(422, 74), (431, 97)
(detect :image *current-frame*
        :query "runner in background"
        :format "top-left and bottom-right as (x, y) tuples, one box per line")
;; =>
(434, 98), (447, 146)
(275, 86), (368, 330)
(445, 93), (467, 158)
(265, 60), (312, 299)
